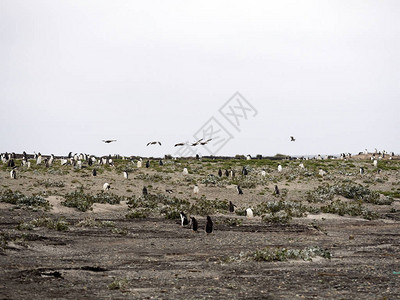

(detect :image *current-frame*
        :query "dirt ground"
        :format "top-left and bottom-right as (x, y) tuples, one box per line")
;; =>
(1, 156), (400, 299)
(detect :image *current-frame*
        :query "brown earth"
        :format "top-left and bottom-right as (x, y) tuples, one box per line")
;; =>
(1, 157), (400, 299)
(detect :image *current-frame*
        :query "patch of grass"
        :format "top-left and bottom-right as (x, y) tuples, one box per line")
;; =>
(62, 188), (123, 212)
(227, 246), (331, 263)
(307, 183), (382, 204)
(108, 278), (128, 290)
(0, 189), (50, 210)
(17, 216), (69, 231)
(320, 200), (378, 220)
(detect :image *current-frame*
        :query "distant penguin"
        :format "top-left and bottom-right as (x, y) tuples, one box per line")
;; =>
(123, 171), (128, 179)
(319, 169), (326, 176)
(182, 168), (188, 175)
(242, 166), (248, 176)
(92, 169), (97, 176)
(373, 159), (378, 167)
(7, 159), (15, 168)
(246, 208), (254, 218)
(237, 185), (243, 195)
(146, 160), (150, 168)
(159, 159), (163, 166)
(191, 217), (198, 232)
(299, 163), (305, 169)
(137, 159), (142, 168)
(277, 164), (282, 172)
(10, 169), (16, 179)
(261, 170), (266, 177)
(225, 169), (229, 177)
(218, 169), (222, 177)
(180, 212), (189, 226)
(36, 155), (42, 165)
(246, 154), (251, 160)
(142, 186), (148, 196)
(229, 201), (236, 213)
(103, 183), (110, 191)
(274, 185), (280, 195)
(193, 184), (199, 194)
(360, 167), (364, 175)
(205, 216), (213, 234)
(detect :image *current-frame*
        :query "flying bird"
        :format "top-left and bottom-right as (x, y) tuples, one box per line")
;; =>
(200, 138), (213, 145)
(147, 141), (161, 146)
(290, 136), (296, 142)
(174, 142), (186, 147)
(191, 138), (203, 146)
(102, 140), (116, 143)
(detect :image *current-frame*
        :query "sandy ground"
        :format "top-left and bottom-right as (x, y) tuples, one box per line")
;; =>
(1, 156), (400, 299)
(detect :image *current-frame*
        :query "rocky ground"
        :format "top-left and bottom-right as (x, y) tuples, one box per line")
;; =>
(1, 155), (399, 299)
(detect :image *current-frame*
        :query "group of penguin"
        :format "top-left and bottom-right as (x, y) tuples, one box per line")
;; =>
(179, 200), (237, 234)
(179, 212), (212, 233)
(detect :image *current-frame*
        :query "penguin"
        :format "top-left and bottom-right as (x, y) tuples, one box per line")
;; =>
(180, 212), (189, 226)
(218, 169), (222, 177)
(159, 159), (163, 166)
(10, 169), (16, 179)
(103, 183), (110, 191)
(142, 186), (148, 196)
(92, 169), (97, 176)
(145, 160), (150, 168)
(360, 167), (364, 175)
(182, 168), (188, 175)
(237, 185), (243, 195)
(246, 208), (254, 218)
(274, 185), (280, 196)
(123, 171), (129, 179)
(8, 159), (15, 168)
(225, 169), (229, 177)
(191, 217), (198, 232)
(193, 184), (199, 194)
(277, 164), (282, 172)
(242, 167), (248, 176)
(205, 216), (213, 234)
(229, 201), (236, 213)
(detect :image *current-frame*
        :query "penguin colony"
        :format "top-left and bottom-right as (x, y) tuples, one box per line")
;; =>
(1, 146), (396, 236)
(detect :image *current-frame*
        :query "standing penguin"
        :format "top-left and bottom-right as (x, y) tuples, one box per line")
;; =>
(159, 159), (163, 166)
(180, 212), (189, 226)
(142, 186), (148, 196)
(229, 201), (236, 213)
(193, 184), (199, 195)
(274, 185), (280, 196)
(92, 169), (97, 176)
(360, 167), (364, 175)
(191, 217), (198, 232)
(218, 169), (222, 177)
(123, 171), (129, 179)
(205, 216), (213, 234)
(146, 160), (150, 168)
(237, 185), (243, 195)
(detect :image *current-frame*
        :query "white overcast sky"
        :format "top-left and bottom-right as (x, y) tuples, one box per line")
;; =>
(1, 0), (399, 157)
